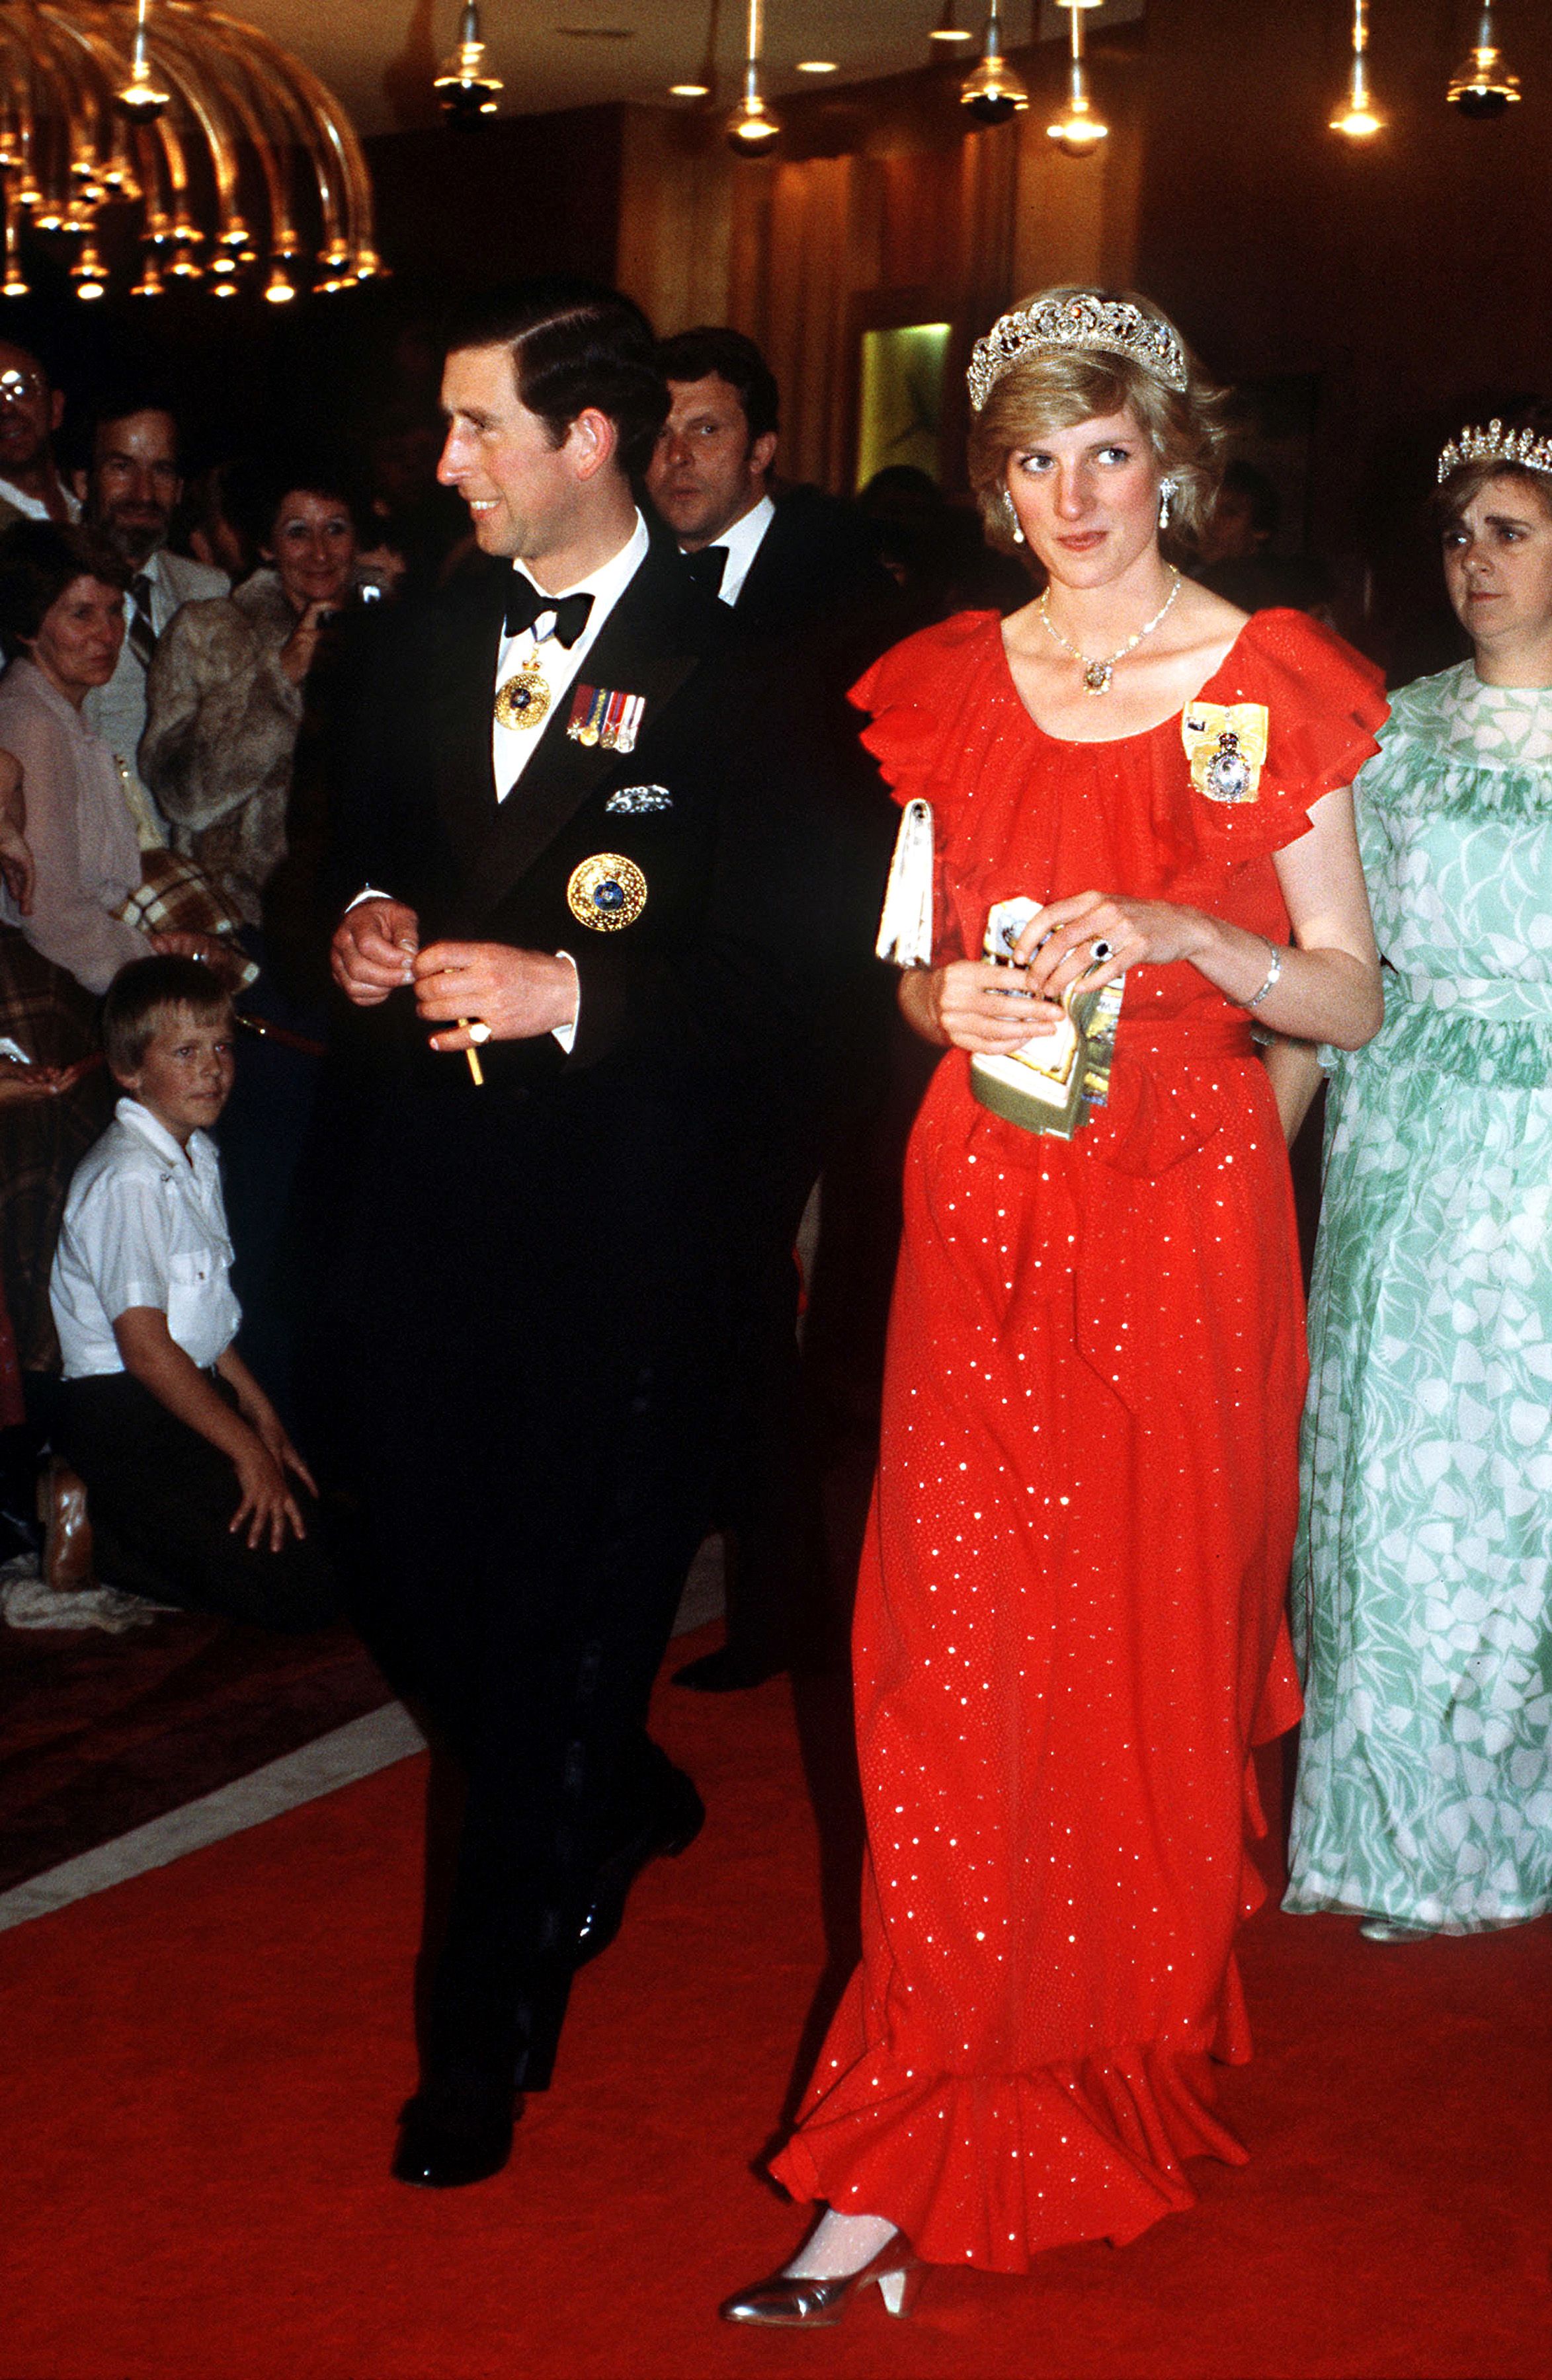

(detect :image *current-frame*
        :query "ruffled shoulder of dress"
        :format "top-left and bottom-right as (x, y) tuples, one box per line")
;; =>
(1185, 608), (1389, 860)
(848, 611), (1004, 809)
(1356, 660), (1552, 819)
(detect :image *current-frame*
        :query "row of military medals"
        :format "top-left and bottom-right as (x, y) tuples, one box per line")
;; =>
(493, 629), (647, 934)
(493, 640), (642, 753)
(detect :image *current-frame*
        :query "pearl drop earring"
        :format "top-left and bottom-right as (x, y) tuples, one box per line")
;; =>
(1158, 477), (1178, 532)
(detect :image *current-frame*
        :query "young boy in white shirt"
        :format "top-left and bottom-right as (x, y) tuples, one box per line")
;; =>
(50, 955), (335, 1628)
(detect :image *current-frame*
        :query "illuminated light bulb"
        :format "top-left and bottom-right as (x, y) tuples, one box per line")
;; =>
(727, 95), (780, 150)
(115, 1), (172, 119)
(669, 80), (710, 97)
(1330, 0), (1385, 136)
(961, 1), (1028, 125)
(796, 60), (838, 74)
(727, 0), (779, 152)
(434, 1), (503, 126)
(1045, 1), (1108, 153)
(71, 239), (108, 299)
(1446, 4), (1521, 116)
(264, 266), (296, 304)
(930, 2), (974, 42)
(130, 251), (165, 298)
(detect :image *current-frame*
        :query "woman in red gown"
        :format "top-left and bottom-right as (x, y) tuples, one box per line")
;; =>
(723, 290), (1387, 2325)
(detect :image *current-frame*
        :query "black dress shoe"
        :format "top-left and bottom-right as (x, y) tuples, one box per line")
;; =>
(573, 1768), (705, 1967)
(672, 1644), (782, 1692)
(391, 2077), (519, 2189)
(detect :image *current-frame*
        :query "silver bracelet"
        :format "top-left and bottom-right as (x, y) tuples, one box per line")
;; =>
(1244, 939), (1283, 1011)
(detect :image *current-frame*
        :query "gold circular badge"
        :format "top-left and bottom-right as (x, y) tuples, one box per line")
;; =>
(567, 853), (647, 933)
(494, 661), (552, 732)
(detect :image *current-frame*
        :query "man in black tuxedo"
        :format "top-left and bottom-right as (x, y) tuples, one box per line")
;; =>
(329, 284), (889, 2188)
(645, 328), (905, 1695)
(646, 327), (897, 671)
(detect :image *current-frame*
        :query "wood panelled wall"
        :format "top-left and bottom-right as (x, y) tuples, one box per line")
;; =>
(616, 38), (1147, 494)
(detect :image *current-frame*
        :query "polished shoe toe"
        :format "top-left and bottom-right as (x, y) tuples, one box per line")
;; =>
(573, 1772), (706, 1967)
(391, 2082), (518, 2188)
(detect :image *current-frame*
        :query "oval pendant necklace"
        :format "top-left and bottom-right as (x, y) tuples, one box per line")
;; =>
(1038, 567), (1182, 695)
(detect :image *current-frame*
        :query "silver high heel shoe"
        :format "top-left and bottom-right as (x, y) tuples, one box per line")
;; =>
(719, 2240), (922, 2328)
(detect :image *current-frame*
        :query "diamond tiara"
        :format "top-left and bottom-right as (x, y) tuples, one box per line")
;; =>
(1437, 418), (1552, 483)
(967, 293), (1189, 413)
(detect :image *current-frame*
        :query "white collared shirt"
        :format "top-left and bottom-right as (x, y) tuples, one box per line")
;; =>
(51, 1098), (241, 1378)
(0, 475), (79, 524)
(493, 508), (651, 803)
(348, 513), (651, 1055)
(696, 492), (775, 608)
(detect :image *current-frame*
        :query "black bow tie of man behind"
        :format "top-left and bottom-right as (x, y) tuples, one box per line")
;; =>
(328, 280), (893, 2190)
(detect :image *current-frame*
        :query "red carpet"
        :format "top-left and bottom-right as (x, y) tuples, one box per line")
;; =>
(5, 1628), (1549, 2380)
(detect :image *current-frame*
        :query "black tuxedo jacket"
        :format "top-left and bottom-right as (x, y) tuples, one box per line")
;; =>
(335, 530), (893, 1202)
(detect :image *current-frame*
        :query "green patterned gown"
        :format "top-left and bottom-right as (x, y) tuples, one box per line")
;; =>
(1286, 662), (1552, 1932)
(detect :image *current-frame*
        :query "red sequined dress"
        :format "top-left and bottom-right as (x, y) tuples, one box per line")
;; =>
(770, 608), (1387, 2271)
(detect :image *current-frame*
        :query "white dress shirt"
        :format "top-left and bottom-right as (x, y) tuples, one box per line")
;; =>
(492, 508), (651, 801)
(351, 510), (651, 1055)
(700, 493), (775, 608)
(83, 544), (229, 830)
(51, 1098), (241, 1379)
(0, 475), (79, 524)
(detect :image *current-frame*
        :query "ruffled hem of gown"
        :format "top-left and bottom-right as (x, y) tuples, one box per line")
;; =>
(768, 2026), (1250, 2275)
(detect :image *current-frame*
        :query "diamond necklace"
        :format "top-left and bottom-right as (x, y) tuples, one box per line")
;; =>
(1037, 567), (1182, 695)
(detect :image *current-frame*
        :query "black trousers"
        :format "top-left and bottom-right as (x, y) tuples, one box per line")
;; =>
(339, 1064), (738, 2093)
(60, 1371), (338, 1633)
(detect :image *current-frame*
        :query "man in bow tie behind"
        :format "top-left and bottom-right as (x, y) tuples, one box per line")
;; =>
(328, 281), (890, 2190)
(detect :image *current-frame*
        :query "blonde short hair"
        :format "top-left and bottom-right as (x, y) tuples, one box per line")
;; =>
(967, 286), (1231, 557)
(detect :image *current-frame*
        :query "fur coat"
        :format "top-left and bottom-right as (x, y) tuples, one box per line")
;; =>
(140, 569), (304, 926)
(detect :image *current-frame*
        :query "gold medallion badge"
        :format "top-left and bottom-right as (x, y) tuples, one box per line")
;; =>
(567, 852), (647, 932)
(1182, 701), (1269, 804)
(494, 656), (553, 732)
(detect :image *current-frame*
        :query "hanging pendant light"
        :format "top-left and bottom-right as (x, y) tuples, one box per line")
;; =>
(433, 1), (504, 126)
(1446, 3), (1521, 116)
(114, 0), (171, 117)
(1047, 0), (1108, 154)
(1330, 0), (1385, 137)
(961, 0), (1028, 126)
(727, 0), (780, 154)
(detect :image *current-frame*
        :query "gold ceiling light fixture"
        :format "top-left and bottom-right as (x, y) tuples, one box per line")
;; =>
(727, 0), (779, 154)
(961, 0), (1028, 124)
(0, 0), (383, 303)
(1446, 2), (1521, 118)
(1330, 0), (1384, 138)
(1047, 0), (1108, 154)
(434, 1), (504, 126)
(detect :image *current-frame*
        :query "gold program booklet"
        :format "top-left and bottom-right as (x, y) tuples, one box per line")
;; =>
(970, 898), (1125, 1140)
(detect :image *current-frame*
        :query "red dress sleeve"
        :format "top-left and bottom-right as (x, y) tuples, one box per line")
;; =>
(848, 612), (1002, 816)
(1190, 608), (1389, 861)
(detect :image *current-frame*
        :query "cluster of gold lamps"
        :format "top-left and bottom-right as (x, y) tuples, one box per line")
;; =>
(1332, 0), (1524, 140)
(0, 0), (382, 303)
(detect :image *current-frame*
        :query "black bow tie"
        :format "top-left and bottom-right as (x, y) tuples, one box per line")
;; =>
(684, 545), (728, 596)
(503, 575), (594, 649)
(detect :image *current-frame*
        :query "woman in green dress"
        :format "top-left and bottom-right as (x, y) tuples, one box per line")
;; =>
(1274, 415), (1552, 1940)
